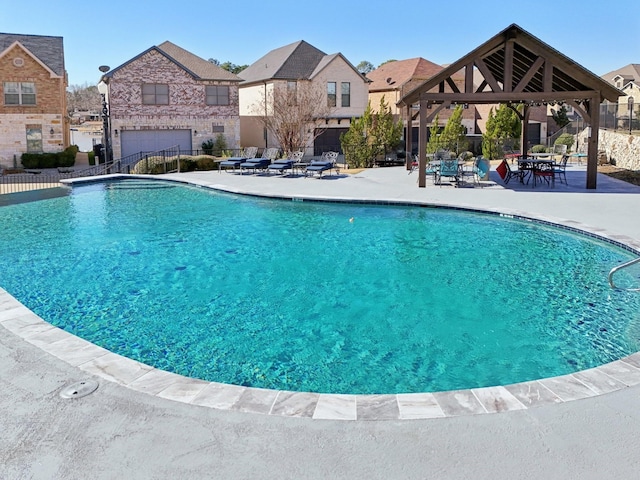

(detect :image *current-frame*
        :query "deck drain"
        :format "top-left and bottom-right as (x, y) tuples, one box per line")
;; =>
(59, 380), (99, 399)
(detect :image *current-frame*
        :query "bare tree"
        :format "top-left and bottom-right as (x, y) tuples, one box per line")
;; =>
(250, 80), (334, 155)
(66, 83), (101, 115)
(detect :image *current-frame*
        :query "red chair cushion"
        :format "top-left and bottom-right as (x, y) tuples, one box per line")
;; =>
(496, 160), (507, 180)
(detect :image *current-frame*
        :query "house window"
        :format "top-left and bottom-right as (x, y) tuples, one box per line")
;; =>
(212, 125), (224, 133)
(341, 82), (350, 107)
(142, 84), (169, 105)
(327, 82), (336, 107)
(4, 82), (36, 105)
(26, 125), (42, 152)
(287, 81), (297, 105)
(206, 85), (229, 105)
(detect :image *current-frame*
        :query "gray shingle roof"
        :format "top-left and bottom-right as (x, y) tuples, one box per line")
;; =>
(105, 41), (241, 82)
(0, 32), (64, 76)
(238, 40), (327, 84)
(156, 41), (240, 81)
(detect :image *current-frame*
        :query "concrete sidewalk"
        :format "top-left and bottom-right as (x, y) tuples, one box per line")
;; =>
(2, 166), (640, 479)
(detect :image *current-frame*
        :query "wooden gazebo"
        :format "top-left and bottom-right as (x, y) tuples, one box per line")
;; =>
(398, 24), (622, 189)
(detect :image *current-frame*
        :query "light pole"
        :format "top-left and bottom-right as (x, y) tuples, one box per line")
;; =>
(629, 96), (634, 135)
(97, 65), (111, 164)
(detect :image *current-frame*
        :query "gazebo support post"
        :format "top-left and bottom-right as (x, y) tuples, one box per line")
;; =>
(405, 104), (412, 171)
(418, 98), (427, 188)
(586, 94), (600, 189)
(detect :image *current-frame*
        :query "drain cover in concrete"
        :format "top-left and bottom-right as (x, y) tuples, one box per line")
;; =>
(59, 380), (99, 399)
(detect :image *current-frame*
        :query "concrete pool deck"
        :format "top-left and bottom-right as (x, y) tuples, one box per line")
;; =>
(3, 165), (640, 478)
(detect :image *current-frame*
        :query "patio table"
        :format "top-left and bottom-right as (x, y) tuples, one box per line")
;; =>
(517, 157), (555, 188)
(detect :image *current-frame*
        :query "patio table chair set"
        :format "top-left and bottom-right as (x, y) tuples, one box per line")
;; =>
(496, 152), (569, 188)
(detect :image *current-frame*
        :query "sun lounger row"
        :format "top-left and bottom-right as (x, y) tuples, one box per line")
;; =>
(219, 149), (340, 177)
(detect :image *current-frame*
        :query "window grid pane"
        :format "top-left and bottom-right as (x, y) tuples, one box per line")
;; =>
(142, 84), (169, 105)
(341, 82), (350, 107)
(4, 82), (35, 105)
(206, 85), (229, 105)
(327, 82), (336, 107)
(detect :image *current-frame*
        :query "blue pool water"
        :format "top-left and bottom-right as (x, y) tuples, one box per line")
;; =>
(1, 179), (640, 395)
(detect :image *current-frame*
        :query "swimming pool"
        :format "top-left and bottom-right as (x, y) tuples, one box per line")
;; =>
(1, 178), (639, 395)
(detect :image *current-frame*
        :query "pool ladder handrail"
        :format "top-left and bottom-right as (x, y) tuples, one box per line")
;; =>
(608, 257), (640, 291)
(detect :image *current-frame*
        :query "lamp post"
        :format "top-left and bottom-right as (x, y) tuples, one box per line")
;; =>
(629, 96), (635, 135)
(97, 65), (111, 164)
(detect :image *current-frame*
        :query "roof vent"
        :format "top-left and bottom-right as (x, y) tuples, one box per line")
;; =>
(386, 77), (395, 85)
(13, 57), (24, 67)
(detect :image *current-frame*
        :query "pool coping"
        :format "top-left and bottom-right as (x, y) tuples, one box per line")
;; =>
(2, 173), (640, 421)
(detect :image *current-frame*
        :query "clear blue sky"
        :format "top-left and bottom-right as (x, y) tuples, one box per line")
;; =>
(2, 0), (638, 87)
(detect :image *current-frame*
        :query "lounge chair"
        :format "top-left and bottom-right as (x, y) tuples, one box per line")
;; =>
(240, 147), (278, 174)
(267, 151), (303, 175)
(305, 151), (339, 178)
(219, 146), (258, 172)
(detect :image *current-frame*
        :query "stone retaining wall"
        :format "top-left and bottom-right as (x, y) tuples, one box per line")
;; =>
(595, 130), (640, 170)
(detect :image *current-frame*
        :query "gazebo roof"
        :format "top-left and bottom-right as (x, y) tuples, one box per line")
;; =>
(399, 24), (621, 107)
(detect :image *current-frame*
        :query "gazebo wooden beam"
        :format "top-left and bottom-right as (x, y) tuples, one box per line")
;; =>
(418, 90), (598, 104)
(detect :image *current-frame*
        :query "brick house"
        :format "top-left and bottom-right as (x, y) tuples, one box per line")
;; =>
(0, 32), (67, 168)
(238, 40), (369, 155)
(102, 41), (241, 159)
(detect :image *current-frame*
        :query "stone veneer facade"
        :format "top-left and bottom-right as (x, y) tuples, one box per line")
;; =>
(577, 128), (640, 170)
(0, 42), (67, 167)
(108, 49), (240, 159)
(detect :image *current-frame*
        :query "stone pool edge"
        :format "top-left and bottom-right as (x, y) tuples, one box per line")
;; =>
(1, 174), (638, 421)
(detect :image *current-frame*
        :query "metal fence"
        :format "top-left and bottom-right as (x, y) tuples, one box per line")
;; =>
(0, 162), (115, 195)
(599, 102), (639, 132)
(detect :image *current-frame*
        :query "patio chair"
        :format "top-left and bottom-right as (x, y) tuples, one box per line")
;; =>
(554, 154), (569, 184)
(434, 158), (460, 186)
(533, 161), (555, 187)
(459, 153), (481, 186)
(496, 159), (522, 184)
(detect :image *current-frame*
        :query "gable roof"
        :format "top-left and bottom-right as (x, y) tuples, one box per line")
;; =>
(400, 24), (622, 106)
(0, 32), (64, 77)
(238, 40), (327, 85)
(104, 41), (240, 82)
(239, 40), (326, 84)
(367, 58), (445, 92)
(602, 64), (640, 88)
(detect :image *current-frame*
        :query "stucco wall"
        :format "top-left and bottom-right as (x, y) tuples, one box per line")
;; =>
(108, 49), (241, 157)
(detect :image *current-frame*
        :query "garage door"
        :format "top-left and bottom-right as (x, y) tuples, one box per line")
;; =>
(120, 129), (192, 158)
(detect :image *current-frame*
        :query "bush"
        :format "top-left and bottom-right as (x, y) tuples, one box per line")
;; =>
(554, 133), (574, 153)
(201, 139), (214, 155)
(179, 159), (197, 172)
(531, 144), (547, 153)
(212, 134), (228, 156)
(195, 157), (217, 170)
(21, 146), (77, 169)
(88, 150), (95, 165)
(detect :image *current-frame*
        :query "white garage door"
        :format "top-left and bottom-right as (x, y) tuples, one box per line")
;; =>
(120, 129), (192, 158)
